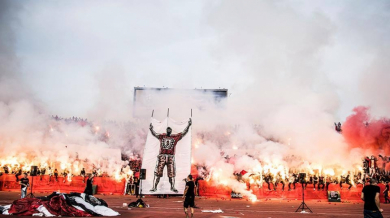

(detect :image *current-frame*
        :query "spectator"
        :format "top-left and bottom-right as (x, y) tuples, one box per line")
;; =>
(84, 174), (95, 195)
(19, 173), (29, 199)
(134, 177), (140, 198)
(361, 178), (383, 218)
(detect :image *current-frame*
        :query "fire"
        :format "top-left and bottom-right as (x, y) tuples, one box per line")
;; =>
(1, 157), (20, 167)
(21, 162), (33, 172)
(60, 163), (67, 170)
(250, 196), (257, 202)
(323, 169), (335, 176)
(0, 157), (127, 180)
(114, 171), (121, 181)
(113, 166), (134, 182)
(67, 172), (72, 182)
(73, 163), (79, 174)
(220, 180), (228, 186)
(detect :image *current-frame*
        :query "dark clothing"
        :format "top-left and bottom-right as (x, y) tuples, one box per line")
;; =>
(301, 181), (307, 189)
(20, 178), (29, 188)
(84, 178), (93, 195)
(184, 196), (195, 208)
(318, 177), (325, 190)
(266, 181), (273, 190)
(340, 175), (353, 189)
(185, 181), (195, 197)
(274, 181), (285, 190)
(265, 175), (273, 190)
(288, 182), (296, 190)
(340, 180), (353, 189)
(54, 171), (58, 181)
(318, 182), (325, 190)
(134, 178), (140, 198)
(313, 176), (318, 189)
(364, 209), (383, 218)
(384, 184), (389, 204)
(326, 182), (331, 190)
(195, 178), (202, 196)
(15, 173), (21, 182)
(362, 185), (380, 211)
(184, 181), (195, 208)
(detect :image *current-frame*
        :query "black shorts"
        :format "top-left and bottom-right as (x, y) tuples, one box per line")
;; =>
(184, 196), (195, 208)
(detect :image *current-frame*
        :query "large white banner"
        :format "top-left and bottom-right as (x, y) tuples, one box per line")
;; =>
(141, 117), (192, 194)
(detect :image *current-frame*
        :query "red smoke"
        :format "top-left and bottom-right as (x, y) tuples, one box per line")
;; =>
(342, 106), (390, 154)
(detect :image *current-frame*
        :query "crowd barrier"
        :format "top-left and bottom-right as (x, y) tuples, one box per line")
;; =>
(1, 174), (386, 203)
(198, 180), (387, 203)
(0, 174), (126, 194)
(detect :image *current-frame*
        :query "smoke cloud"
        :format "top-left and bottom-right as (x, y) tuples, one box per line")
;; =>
(0, 0), (389, 198)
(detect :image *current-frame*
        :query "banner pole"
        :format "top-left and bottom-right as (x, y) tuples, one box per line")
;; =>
(190, 112), (192, 181)
(167, 108), (169, 127)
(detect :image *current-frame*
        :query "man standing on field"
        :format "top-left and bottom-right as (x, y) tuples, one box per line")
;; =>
(361, 178), (383, 218)
(183, 175), (196, 218)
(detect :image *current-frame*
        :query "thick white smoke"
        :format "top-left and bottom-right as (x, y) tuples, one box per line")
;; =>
(1, 0), (389, 199)
(0, 1), (138, 178)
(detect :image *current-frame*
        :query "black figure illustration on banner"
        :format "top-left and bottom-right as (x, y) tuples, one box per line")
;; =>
(149, 118), (192, 193)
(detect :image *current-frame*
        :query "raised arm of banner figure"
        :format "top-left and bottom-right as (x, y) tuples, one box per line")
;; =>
(180, 118), (192, 139)
(149, 123), (160, 138)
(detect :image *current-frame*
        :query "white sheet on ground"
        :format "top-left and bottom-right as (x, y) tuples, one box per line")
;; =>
(74, 197), (120, 216)
(94, 205), (120, 216)
(201, 209), (224, 213)
(1, 195), (120, 217)
(72, 205), (85, 211)
(1, 205), (11, 215)
(37, 205), (55, 217)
